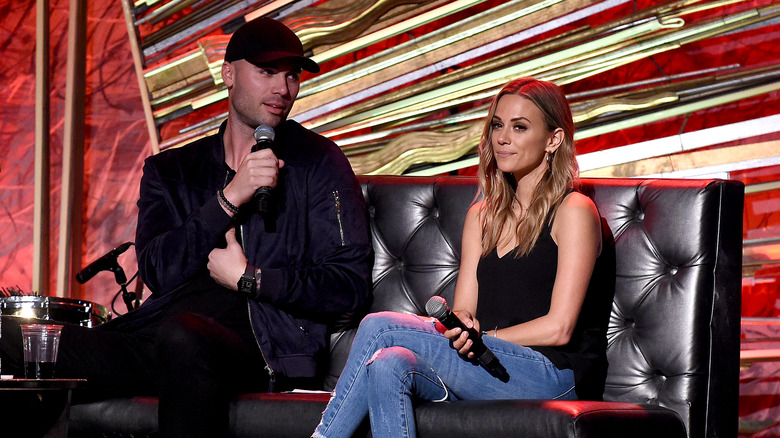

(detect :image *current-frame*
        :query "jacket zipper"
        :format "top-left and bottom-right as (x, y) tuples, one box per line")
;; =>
(247, 301), (276, 391)
(228, 169), (274, 389)
(333, 190), (345, 246)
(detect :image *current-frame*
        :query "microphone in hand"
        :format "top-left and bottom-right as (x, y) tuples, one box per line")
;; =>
(425, 296), (510, 382)
(76, 242), (133, 284)
(251, 125), (275, 213)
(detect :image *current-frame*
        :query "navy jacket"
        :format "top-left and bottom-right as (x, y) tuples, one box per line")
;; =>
(126, 120), (373, 384)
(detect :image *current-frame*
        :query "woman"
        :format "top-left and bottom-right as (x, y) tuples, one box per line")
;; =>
(312, 77), (607, 438)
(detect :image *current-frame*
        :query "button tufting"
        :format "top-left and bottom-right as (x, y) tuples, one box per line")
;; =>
(637, 211), (646, 220)
(669, 267), (679, 276)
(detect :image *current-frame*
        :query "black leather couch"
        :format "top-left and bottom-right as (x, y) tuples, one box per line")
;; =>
(69, 175), (743, 438)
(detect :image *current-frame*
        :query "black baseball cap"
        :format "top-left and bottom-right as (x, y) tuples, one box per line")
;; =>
(224, 18), (320, 73)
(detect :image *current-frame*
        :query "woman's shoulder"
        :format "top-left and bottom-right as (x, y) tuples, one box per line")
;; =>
(466, 200), (486, 221)
(552, 191), (602, 250)
(558, 191), (598, 218)
(553, 191), (600, 232)
(468, 200), (485, 212)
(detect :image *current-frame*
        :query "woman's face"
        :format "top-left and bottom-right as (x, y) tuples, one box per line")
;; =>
(490, 94), (559, 180)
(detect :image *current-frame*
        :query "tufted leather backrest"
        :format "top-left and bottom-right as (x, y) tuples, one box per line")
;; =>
(363, 177), (480, 314)
(578, 177), (743, 438)
(328, 175), (742, 438)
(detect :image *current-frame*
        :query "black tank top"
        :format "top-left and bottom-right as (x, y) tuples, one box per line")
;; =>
(475, 200), (612, 400)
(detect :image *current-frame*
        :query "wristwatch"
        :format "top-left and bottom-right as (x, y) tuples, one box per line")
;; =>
(237, 263), (257, 297)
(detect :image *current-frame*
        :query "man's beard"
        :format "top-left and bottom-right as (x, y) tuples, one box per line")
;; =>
(234, 98), (288, 129)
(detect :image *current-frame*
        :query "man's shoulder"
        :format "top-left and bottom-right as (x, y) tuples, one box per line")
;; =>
(278, 120), (344, 164)
(146, 133), (220, 166)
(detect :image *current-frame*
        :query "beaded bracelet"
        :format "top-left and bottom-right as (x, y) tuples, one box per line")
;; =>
(218, 189), (240, 214)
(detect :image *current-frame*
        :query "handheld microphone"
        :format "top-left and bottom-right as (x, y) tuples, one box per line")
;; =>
(76, 242), (133, 284)
(252, 125), (275, 213)
(425, 296), (510, 382)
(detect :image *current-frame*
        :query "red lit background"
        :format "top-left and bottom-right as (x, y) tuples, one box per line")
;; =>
(0, 0), (778, 434)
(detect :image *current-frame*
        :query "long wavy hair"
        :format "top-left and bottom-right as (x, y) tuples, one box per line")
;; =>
(477, 77), (578, 257)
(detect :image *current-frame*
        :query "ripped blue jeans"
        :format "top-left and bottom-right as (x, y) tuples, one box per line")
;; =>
(312, 311), (576, 438)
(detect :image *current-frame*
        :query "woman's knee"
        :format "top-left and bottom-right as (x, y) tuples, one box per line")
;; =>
(358, 311), (397, 332)
(357, 311), (425, 336)
(366, 346), (416, 379)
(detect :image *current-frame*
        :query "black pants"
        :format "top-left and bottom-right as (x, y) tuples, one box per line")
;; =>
(0, 286), (268, 438)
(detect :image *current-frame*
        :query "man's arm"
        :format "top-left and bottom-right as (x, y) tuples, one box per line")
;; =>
(135, 155), (233, 295)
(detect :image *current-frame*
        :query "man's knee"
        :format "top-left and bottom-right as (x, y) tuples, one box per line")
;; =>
(155, 313), (212, 359)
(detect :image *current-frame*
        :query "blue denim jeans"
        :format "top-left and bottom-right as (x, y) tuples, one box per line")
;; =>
(312, 311), (576, 438)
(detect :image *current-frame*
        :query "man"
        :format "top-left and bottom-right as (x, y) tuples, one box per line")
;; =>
(131, 17), (373, 437)
(0, 17), (373, 438)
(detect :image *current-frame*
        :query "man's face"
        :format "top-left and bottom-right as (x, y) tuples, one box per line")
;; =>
(222, 59), (302, 129)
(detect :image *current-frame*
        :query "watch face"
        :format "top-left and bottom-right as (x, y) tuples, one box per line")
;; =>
(238, 276), (254, 294)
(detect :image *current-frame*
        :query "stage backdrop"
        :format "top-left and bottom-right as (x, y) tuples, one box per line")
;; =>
(0, 0), (147, 314)
(0, 0), (778, 319)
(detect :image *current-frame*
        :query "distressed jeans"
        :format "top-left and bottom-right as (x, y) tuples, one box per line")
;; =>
(313, 311), (576, 438)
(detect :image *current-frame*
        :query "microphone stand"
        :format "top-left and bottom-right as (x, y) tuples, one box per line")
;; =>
(77, 242), (138, 314)
(110, 263), (137, 313)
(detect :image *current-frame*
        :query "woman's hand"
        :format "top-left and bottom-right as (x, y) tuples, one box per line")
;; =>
(207, 228), (247, 291)
(443, 310), (482, 359)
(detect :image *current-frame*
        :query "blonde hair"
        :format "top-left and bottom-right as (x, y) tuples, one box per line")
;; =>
(477, 77), (578, 257)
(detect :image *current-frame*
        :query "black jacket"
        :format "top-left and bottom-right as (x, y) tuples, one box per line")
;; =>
(127, 120), (373, 384)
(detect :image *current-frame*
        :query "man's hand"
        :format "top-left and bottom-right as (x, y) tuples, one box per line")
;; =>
(223, 149), (285, 208)
(207, 228), (247, 291)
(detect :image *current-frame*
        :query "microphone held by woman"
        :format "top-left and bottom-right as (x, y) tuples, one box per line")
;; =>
(426, 296), (509, 382)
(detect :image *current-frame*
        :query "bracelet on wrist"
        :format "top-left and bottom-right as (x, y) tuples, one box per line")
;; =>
(481, 328), (499, 338)
(253, 267), (262, 298)
(218, 189), (240, 214)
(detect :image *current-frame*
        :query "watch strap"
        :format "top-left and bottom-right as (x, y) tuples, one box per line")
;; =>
(237, 263), (257, 297)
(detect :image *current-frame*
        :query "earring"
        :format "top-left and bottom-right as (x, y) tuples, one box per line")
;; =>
(545, 151), (552, 167)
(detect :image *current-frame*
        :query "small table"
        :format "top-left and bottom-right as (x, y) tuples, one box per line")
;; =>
(0, 378), (86, 438)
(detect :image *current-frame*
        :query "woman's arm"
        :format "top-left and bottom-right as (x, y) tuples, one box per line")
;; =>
(496, 192), (601, 346)
(446, 203), (485, 356)
(452, 203), (483, 318)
